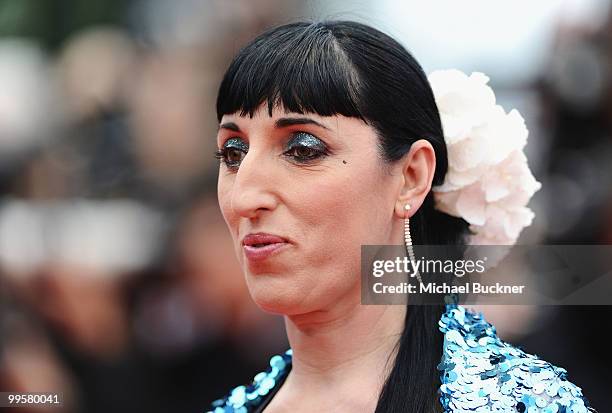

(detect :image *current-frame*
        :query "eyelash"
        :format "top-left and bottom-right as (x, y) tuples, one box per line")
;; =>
(214, 133), (329, 169)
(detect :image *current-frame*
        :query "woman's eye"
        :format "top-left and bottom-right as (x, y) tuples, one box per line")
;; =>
(215, 148), (246, 167)
(214, 138), (248, 169)
(285, 145), (320, 160)
(226, 148), (245, 163)
(283, 133), (328, 163)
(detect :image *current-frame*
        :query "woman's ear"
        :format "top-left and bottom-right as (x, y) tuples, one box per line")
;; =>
(394, 139), (436, 219)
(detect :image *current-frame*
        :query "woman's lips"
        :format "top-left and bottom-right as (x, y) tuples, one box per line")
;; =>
(243, 242), (289, 261)
(242, 233), (290, 262)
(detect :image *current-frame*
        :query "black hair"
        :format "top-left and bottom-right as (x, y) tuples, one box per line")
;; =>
(216, 20), (470, 413)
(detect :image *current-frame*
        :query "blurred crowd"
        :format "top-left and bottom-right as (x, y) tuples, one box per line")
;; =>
(0, 1), (302, 412)
(0, 1), (611, 412)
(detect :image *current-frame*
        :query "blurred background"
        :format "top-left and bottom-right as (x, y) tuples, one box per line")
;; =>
(0, 0), (611, 412)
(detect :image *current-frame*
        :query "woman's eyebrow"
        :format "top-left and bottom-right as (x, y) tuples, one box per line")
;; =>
(274, 117), (331, 131)
(218, 121), (241, 132)
(218, 117), (331, 132)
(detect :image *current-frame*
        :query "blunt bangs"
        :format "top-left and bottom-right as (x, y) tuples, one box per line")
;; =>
(216, 21), (366, 122)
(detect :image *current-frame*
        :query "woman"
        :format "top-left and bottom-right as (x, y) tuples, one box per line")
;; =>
(207, 20), (594, 413)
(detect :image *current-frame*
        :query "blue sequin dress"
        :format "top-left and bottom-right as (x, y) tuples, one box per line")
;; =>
(207, 304), (595, 413)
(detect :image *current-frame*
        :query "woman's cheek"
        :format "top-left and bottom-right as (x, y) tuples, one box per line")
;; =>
(217, 182), (241, 258)
(217, 181), (232, 222)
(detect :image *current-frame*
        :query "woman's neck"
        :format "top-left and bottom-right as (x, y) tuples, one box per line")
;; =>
(280, 295), (406, 409)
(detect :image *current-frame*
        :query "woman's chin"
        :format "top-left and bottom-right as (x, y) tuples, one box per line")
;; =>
(247, 281), (304, 315)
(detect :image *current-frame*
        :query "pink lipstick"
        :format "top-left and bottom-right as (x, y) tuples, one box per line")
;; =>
(242, 233), (290, 262)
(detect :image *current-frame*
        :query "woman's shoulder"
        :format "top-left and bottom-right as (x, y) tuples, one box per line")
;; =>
(438, 304), (596, 412)
(206, 349), (292, 413)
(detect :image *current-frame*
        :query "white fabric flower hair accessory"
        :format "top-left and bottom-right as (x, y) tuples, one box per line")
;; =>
(428, 69), (542, 245)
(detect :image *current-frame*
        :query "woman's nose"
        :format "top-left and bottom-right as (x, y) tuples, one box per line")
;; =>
(229, 149), (278, 219)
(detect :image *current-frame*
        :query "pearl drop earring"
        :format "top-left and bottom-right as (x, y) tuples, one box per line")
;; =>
(404, 203), (423, 285)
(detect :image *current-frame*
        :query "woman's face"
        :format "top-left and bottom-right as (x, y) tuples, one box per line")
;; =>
(216, 104), (404, 315)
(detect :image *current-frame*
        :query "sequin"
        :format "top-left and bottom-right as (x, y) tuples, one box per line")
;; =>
(206, 305), (595, 412)
(438, 303), (595, 412)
